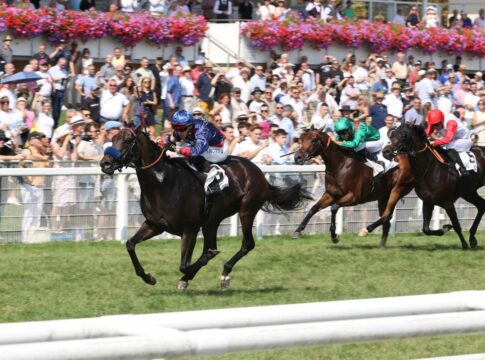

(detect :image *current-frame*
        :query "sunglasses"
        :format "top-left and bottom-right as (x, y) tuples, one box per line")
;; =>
(261, 109), (269, 113)
(0, 101), (9, 104)
(193, 113), (203, 116)
(172, 125), (189, 131)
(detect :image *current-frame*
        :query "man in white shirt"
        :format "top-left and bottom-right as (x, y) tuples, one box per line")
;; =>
(264, 129), (293, 165)
(474, 8), (485, 30)
(383, 83), (404, 120)
(416, 70), (436, 107)
(100, 80), (130, 123)
(437, 86), (453, 115)
(352, 59), (369, 93)
(257, 0), (275, 20)
(287, 86), (306, 128)
(236, 124), (269, 164)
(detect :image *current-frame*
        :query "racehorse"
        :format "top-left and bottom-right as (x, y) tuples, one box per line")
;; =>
(294, 128), (414, 247)
(385, 123), (485, 250)
(100, 126), (312, 289)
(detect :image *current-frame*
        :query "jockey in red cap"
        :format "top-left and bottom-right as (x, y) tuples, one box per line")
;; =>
(426, 109), (472, 176)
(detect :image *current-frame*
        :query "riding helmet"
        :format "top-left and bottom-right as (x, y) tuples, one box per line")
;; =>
(427, 109), (444, 125)
(171, 110), (194, 127)
(334, 118), (353, 134)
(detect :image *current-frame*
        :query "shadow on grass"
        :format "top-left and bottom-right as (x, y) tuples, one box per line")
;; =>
(157, 286), (288, 297)
(327, 243), (483, 252)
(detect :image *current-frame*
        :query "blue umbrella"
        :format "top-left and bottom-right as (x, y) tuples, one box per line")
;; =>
(1, 71), (43, 84)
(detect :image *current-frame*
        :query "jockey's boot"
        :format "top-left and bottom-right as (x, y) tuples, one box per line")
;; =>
(189, 156), (218, 218)
(447, 149), (470, 177)
(358, 149), (386, 169)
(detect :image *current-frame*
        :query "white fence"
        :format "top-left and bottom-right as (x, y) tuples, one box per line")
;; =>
(1, 164), (484, 244)
(1, 291), (485, 359)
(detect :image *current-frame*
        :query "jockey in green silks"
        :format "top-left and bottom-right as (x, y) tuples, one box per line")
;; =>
(333, 117), (384, 163)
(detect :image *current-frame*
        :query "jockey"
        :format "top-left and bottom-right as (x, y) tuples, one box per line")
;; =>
(426, 108), (472, 176)
(165, 110), (228, 194)
(333, 117), (384, 164)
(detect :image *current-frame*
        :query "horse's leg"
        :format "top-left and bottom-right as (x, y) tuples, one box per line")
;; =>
(221, 208), (258, 289)
(441, 203), (468, 250)
(366, 186), (406, 235)
(293, 192), (334, 238)
(461, 191), (485, 249)
(422, 201), (453, 236)
(179, 222), (221, 286)
(177, 228), (199, 290)
(329, 204), (341, 244)
(126, 221), (163, 285)
(377, 196), (391, 248)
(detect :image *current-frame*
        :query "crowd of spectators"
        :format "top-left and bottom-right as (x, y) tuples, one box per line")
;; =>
(0, 7), (484, 241)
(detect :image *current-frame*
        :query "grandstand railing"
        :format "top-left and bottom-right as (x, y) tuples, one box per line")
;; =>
(0, 164), (483, 244)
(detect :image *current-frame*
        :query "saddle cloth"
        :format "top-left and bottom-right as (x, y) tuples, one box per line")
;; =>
(458, 151), (478, 172)
(364, 154), (399, 177)
(204, 164), (229, 195)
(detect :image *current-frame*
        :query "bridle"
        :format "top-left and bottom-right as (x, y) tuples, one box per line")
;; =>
(105, 128), (165, 172)
(298, 131), (332, 163)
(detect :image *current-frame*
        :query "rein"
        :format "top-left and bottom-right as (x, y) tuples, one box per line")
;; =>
(140, 147), (165, 170)
(418, 143), (445, 164)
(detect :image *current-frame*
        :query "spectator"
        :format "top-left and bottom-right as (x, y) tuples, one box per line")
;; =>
(422, 6), (440, 28)
(165, 65), (183, 121)
(32, 43), (49, 63)
(448, 9), (460, 28)
(121, 0), (138, 12)
(75, 64), (101, 101)
(264, 128), (294, 165)
(202, 0), (216, 20)
(174, 46), (188, 67)
(323, 0), (340, 21)
(36, 100), (55, 140)
(257, 0), (275, 20)
(379, 115), (397, 145)
(213, 0), (232, 22)
(248, 87), (265, 113)
(306, 0), (323, 19)
(149, 0), (165, 14)
(48, 57), (69, 128)
(0, 35), (13, 65)
(369, 92), (387, 129)
(274, 0), (288, 19)
(50, 126), (79, 234)
(384, 83), (404, 121)
(474, 8), (485, 30)
(392, 8), (405, 26)
(79, 0), (96, 11)
(472, 100), (485, 145)
(82, 86), (101, 123)
(404, 97), (424, 125)
(262, 86), (276, 113)
(16, 97), (34, 145)
(134, 77), (157, 138)
(230, 87), (249, 123)
(179, 66), (195, 112)
(287, 85), (306, 127)
(339, 75), (360, 109)
(310, 102), (333, 131)
(99, 55), (115, 82)
(271, 102), (295, 146)
(238, 0), (253, 20)
(461, 12), (472, 28)
(210, 92), (232, 125)
(196, 62), (213, 113)
(134, 57), (155, 89)
(250, 66), (267, 92)
(118, 76), (137, 122)
(150, 56), (164, 102)
(416, 70), (437, 106)
(112, 47), (126, 68)
(405, 6), (419, 28)
(342, 0), (355, 19)
(236, 124), (268, 163)
(20, 131), (50, 243)
(210, 113), (223, 128)
(100, 79), (130, 123)
(392, 52), (408, 86)
(257, 103), (272, 137)
(212, 72), (232, 100)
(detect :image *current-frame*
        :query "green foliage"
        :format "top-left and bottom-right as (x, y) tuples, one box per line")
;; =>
(1, 233), (485, 358)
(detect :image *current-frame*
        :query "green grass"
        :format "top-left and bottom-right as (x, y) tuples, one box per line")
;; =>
(1, 233), (485, 359)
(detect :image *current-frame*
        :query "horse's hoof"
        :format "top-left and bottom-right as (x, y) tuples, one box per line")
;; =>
(443, 224), (453, 233)
(177, 280), (189, 290)
(331, 235), (340, 244)
(470, 236), (478, 249)
(358, 228), (369, 237)
(143, 274), (157, 285)
(461, 243), (469, 251)
(292, 231), (301, 239)
(220, 275), (231, 289)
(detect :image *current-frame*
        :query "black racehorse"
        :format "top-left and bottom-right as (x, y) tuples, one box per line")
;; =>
(294, 128), (415, 247)
(100, 126), (311, 289)
(385, 124), (485, 249)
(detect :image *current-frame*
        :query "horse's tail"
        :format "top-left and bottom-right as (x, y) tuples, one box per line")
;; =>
(262, 183), (313, 213)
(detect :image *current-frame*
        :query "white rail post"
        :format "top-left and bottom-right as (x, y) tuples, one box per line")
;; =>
(256, 210), (264, 240)
(115, 174), (129, 242)
(229, 215), (238, 237)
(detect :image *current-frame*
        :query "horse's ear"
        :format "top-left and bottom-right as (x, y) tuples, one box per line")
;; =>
(318, 126), (325, 133)
(310, 124), (315, 131)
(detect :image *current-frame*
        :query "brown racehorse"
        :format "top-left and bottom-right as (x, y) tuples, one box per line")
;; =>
(294, 129), (414, 247)
(385, 123), (485, 249)
(100, 126), (312, 289)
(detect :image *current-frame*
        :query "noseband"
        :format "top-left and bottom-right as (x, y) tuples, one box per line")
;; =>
(104, 128), (165, 171)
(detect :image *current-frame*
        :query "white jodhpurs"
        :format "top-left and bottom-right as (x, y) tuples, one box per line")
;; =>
(355, 139), (385, 154)
(202, 143), (229, 163)
(444, 138), (472, 152)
